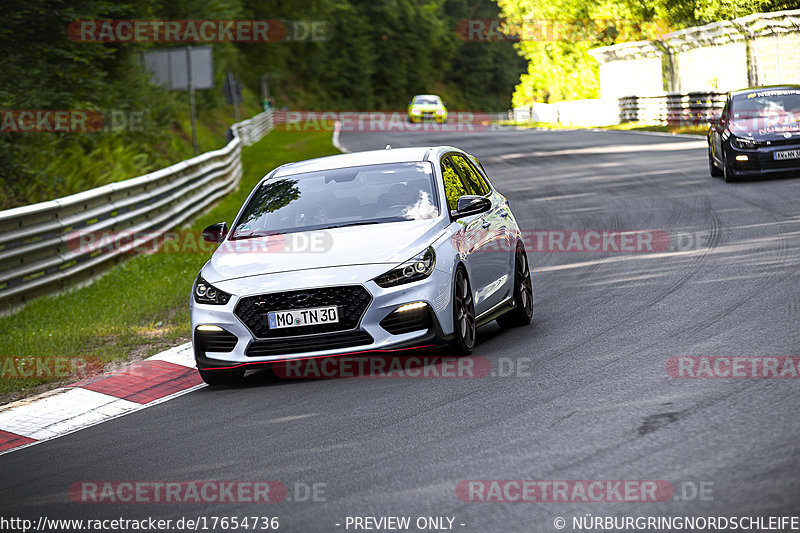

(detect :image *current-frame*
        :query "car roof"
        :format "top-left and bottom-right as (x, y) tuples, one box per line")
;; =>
(272, 146), (458, 177)
(730, 85), (800, 97)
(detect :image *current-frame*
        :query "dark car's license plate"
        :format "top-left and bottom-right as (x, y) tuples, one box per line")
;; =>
(774, 149), (800, 160)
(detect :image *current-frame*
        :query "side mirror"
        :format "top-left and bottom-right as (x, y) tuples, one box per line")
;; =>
(452, 195), (491, 218)
(202, 222), (228, 243)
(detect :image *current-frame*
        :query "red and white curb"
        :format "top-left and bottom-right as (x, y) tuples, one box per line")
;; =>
(0, 343), (203, 456)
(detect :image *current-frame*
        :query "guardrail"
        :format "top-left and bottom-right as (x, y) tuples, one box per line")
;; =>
(0, 110), (274, 311)
(619, 92), (726, 126)
(233, 109), (274, 146)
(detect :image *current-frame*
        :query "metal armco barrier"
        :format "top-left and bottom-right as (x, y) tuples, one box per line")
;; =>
(617, 92), (727, 126)
(0, 110), (274, 310)
(233, 109), (274, 146)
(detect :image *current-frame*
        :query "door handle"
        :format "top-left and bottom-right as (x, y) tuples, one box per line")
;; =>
(481, 220), (491, 229)
(499, 210), (509, 218)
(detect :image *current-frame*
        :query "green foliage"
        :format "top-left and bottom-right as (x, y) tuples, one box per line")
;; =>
(499, 0), (798, 105)
(238, 0), (522, 111)
(441, 0), (528, 111)
(0, 0), (525, 209)
(0, 0), (246, 209)
(694, 0), (799, 22)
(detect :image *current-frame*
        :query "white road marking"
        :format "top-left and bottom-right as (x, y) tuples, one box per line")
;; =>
(486, 141), (706, 162)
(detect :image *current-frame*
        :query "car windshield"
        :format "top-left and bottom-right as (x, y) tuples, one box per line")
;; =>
(231, 162), (439, 239)
(413, 96), (440, 105)
(731, 90), (800, 119)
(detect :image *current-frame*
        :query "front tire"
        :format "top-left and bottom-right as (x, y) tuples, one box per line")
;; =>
(198, 368), (244, 386)
(722, 148), (736, 182)
(450, 267), (476, 355)
(709, 146), (723, 177)
(497, 244), (534, 328)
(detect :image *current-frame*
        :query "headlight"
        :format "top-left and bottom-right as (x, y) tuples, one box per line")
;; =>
(435, 109), (445, 115)
(194, 275), (232, 305)
(411, 108), (422, 115)
(374, 247), (436, 288)
(731, 136), (762, 150)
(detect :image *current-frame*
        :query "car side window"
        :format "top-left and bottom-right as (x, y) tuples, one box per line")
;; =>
(450, 154), (490, 196)
(441, 156), (470, 211)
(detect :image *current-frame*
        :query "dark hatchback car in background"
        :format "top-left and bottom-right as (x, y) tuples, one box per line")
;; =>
(708, 85), (800, 181)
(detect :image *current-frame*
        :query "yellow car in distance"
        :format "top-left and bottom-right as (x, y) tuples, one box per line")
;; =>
(408, 94), (448, 123)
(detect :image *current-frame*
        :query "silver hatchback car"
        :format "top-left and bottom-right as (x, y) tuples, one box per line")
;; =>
(191, 146), (533, 385)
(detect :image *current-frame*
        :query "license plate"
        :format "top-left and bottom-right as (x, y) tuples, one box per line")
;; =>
(267, 306), (338, 329)
(774, 149), (800, 160)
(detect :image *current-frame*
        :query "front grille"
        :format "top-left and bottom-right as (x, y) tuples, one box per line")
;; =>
(196, 329), (238, 353)
(246, 330), (374, 357)
(235, 285), (372, 338)
(380, 306), (433, 335)
(763, 139), (800, 147)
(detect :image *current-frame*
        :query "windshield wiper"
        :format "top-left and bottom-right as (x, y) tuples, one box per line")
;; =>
(318, 221), (381, 230)
(232, 221), (386, 239)
(230, 231), (286, 241)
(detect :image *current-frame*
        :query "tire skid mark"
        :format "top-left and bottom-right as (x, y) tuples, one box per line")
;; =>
(542, 203), (722, 365)
(677, 190), (794, 339)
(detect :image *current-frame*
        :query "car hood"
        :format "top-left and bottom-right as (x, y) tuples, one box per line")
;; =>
(202, 218), (446, 284)
(730, 118), (800, 140)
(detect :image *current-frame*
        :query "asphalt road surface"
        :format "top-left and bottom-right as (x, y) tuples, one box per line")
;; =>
(2, 126), (799, 532)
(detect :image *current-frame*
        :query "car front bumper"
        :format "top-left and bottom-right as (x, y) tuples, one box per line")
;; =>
(191, 267), (455, 372)
(727, 143), (800, 178)
(408, 112), (447, 123)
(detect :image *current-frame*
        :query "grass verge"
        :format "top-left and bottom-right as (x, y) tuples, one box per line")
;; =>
(0, 129), (339, 404)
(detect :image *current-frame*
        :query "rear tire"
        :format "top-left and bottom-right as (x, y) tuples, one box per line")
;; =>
(198, 368), (244, 386)
(450, 268), (476, 355)
(497, 244), (534, 328)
